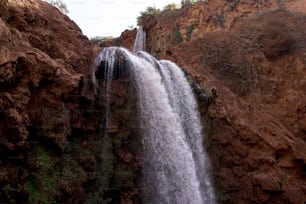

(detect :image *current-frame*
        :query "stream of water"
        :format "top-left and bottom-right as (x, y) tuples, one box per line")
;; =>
(94, 27), (215, 204)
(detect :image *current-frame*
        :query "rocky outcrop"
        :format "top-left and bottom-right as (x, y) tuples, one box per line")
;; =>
(0, 0), (110, 203)
(115, 29), (137, 51)
(0, 0), (96, 150)
(0, 1), (141, 203)
(137, 0), (306, 57)
(122, 0), (306, 203)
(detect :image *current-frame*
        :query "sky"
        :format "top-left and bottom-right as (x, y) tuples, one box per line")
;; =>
(61, 0), (181, 38)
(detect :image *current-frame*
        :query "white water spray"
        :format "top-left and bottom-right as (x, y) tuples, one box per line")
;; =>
(94, 27), (215, 204)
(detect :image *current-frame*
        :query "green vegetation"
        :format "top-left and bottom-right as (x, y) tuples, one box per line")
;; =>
(163, 3), (180, 11)
(186, 24), (195, 40)
(174, 23), (183, 44)
(90, 36), (114, 46)
(141, 6), (161, 15)
(181, 0), (193, 5)
(181, 0), (205, 6)
(24, 145), (58, 204)
(46, 0), (69, 15)
(24, 142), (91, 203)
(137, 6), (161, 24)
(276, 0), (286, 9)
(137, 1), (205, 24)
(61, 156), (87, 183)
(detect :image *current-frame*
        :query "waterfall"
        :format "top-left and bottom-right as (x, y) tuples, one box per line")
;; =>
(94, 28), (215, 204)
(158, 60), (215, 202)
(94, 47), (117, 136)
(133, 26), (146, 52)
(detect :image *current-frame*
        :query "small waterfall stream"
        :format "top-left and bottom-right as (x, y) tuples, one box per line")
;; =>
(94, 47), (117, 136)
(133, 26), (146, 52)
(94, 27), (215, 204)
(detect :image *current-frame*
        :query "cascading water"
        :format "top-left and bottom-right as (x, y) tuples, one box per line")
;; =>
(94, 47), (116, 136)
(94, 27), (215, 204)
(133, 26), (146, 52)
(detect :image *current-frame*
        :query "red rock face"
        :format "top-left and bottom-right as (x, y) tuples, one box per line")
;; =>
(116, 29), (137, 51)
(118, 0), (306, 203)
(1, 0), (305, 203)
(0, 0), (106, 203)
(0, 0), (99, 150)
(0, 2), (141, 203)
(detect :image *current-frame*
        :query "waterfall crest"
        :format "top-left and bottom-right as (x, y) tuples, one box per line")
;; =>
(94, 29), (215, 204)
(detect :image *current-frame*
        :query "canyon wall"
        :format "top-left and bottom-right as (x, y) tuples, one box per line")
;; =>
(0, 1), (141, 203)
(130, 0), (306, 203)
(0, 0), (110, 203)
(0, 0), (305, 203)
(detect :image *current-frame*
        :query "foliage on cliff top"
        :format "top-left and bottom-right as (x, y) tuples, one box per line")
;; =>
(90, 36), (114, 45)
(45, 0), (69, 15)
(136, 6), (161, 24)
(137, 0), (206, 25)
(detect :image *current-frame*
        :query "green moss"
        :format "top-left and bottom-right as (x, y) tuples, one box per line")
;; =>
(24, 179), (57, 204)
(61, 156), (87, 182)
(82, 135), (116, 203)
(24, 145), (58, 204)
(24, 181), (39, 202)
(59, 135), (109, 203)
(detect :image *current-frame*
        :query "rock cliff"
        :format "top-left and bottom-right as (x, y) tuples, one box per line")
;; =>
(131, 0), (306, 203)
(0, 0), (305, 203)
(0, 1), (140, 203)
(0, 0), (107, 203)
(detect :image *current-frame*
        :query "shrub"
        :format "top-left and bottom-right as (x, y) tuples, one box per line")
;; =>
(90, 36), (114, 45)
(137, 6), (161, 24)
(163, 3), (180, 11)
(181, 0), (204, 6)
(140, 6), (161, 16)
(45, 0), (69, 15)
(173, 23), (183, 44)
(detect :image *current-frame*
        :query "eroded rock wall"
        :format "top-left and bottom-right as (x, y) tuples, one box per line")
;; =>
(0, 0), (117, 203)
(123, 0), (306, 203)
(1, 0), (305, 203)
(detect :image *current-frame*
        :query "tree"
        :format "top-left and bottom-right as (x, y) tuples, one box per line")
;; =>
(181, 0), (192, 5)
(90, 36), (114, 46)
(46, 0), (69, 15)
(137, 6), (161, 24)
(163, 3), (180, 11)
(181, 0), (204, 6)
